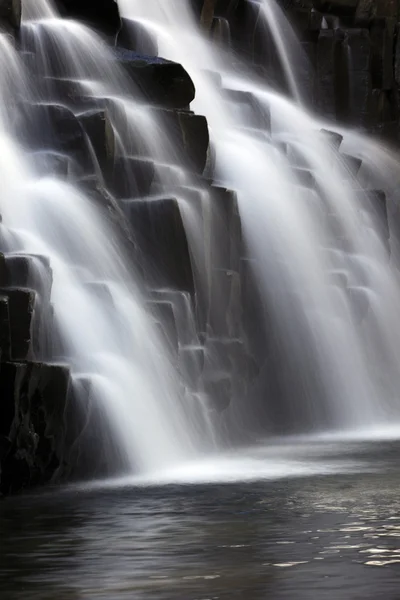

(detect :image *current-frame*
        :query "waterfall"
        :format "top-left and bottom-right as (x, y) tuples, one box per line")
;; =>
(2, 0), (400, 492)
(0, 1), (216, 478)
(117, 0), (400, 434)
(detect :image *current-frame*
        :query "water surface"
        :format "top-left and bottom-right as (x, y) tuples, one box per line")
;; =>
(1, 439), (400, 599)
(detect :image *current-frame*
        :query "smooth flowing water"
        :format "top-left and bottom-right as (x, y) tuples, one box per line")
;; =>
(0, 5), (207, 477)
(118, 0), (400, 434)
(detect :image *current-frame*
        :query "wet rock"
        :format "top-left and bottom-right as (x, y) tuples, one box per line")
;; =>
(78, 109), (115, 172)
(0, 295), (11, 360)
(113, 48), (195, 109)
(0, 361), (70, 495)
(117, 18), (158, 56)
(56, 0), (121, 37)
(41, 77), (101, 112)
(106, 156), (155, 199)
(348, 70), (372, 126)
(30, 150), (72, 179)
(316, 29), (345, 119)
(147, 300), (178, 356)
(345, 28), (371, 72)
(200, 0), (217, 30)
(209, 186), (242, 273)
(395, 24), (400, 89)
(320, 128), (343, 149)
(212, 16), (231, 46)
(312, 0), (359, 15)
(355, 0), (376, 23)
(369, 18), (395, 90)
(177, 111), (209, 174)
(0, 0), (21, 30)
(0, 288), (35, 360)
(224, 89), (271, 132)
(340, 153), (362, 176)
(208, 269), (242, 338)
(240, 257), (269, 361)
(124, 196), (195, 293)
(179, 345), (205, 390)
(292, 167), (317, 188)
(146, 108), (209, 174)
(204, 373), (231, 412)
(4, 254), (52, 304)
(18, 103), (93, 170)
(355, 189), (389, 239)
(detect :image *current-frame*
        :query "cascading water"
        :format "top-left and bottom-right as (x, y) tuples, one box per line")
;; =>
(117, 0), (400, 435)
(3, 0), (400, 489)
(0, 2), (217, 478)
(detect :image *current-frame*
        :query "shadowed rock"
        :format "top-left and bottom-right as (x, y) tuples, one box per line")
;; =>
(106, 156), (155, 198)
(0, 295), (11, 360)
(56, 0), (121, 36)
(312, 0), (358, 15)
(0, 0), (21, 30)
(124, 196), (195, 293)
(0, 288), (35, 360)
(0, 361), (70, 495)
(113, 48), (196, 109)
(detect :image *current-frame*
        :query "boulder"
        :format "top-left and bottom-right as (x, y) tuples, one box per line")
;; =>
(113, 48), (196, 109)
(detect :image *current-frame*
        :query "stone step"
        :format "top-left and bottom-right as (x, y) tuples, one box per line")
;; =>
(223, 88), (271, 131)
(113, 48), (195, 109)
(3, 254), (52, 304)
(320, 129), (343, 150)
(147, 299), (178, 356)
(123, 196), (195, 294)
(106, 156), (155, 199)
(178, 344), (205, 391)
(30, 150), (76, 179)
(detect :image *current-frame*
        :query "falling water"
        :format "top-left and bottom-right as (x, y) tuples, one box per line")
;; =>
(0, 5), (210, 477)
(2, 0), (400, 485)
(118, 0), (400, 434)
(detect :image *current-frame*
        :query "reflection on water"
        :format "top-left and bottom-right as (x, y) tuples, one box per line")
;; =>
(1, 439), (400, 599)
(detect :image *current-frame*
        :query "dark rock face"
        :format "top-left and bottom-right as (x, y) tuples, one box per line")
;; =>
(124, 197), (195, 294)
(56, 0), (121, 36)
(0, 361), (70, 496)
(113, 48), (196, 109)
(0, 0), (21, 30)
(312, 0), (359, 15)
